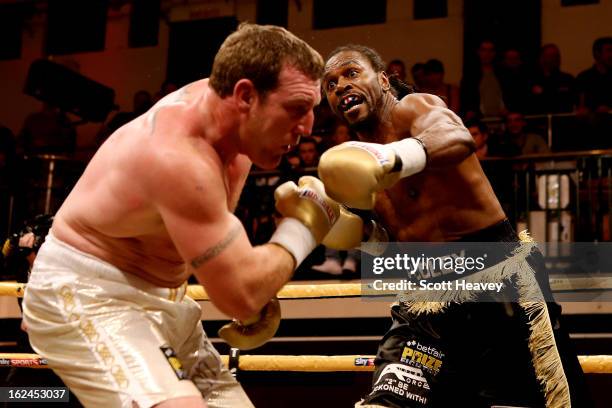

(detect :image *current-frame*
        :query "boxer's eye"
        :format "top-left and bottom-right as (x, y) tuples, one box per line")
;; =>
(326, 80), (337, 91)
(288, 105), (308, 118)
(348, 69), (358, 78)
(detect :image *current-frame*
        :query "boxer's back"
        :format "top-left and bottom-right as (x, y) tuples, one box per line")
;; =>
(52, 80), (233, 287)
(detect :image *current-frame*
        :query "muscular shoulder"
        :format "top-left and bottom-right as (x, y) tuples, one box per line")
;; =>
(397, 93), (448, 112)
(141, 141), (227, 213)
(392, 93), (450, 132)
(143, 80), (209, 137)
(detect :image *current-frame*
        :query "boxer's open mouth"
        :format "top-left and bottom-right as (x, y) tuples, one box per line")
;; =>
(339, 94), (364, 112)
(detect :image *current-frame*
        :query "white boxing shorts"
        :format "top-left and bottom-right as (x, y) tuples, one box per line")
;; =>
(22, 232), (254, 408)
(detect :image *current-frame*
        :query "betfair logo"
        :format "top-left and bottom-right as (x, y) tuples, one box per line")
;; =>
(401, 346), (443, 374)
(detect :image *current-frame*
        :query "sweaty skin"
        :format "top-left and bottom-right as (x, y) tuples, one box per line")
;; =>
(324, 51), (505, 241)
(52, 66), (321, 320)
(53, 80), (246, 286)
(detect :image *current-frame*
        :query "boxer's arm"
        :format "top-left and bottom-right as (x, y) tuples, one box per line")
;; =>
(319, 94), (475, 209)
(151, 154), (293, 321)
(395, 93), (475, 167)
(193, 218), (293, 322)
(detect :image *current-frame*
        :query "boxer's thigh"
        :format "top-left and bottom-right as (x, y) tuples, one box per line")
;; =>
(361, 303), (543, 408)
(362, 306), (450, 408)
(456, 302), (546, 408)
(24, 285), (201, 408)
(177, 306), (254, 408)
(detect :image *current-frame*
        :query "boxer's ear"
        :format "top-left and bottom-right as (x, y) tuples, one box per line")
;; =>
(379, 71), (391, 93)
(234, 79), (256, 112)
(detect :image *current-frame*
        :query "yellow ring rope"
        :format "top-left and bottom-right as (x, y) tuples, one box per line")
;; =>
(0, 353), (610, 373)
(0, 282), (365, 300)
(2, 277), (611, 300)
(186, 282), (363, 300)
(0, 282), (26, 297)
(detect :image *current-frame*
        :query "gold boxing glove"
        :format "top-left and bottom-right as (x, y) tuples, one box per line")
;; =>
(322, 209), (389, 255)
(318, 140), (426, 209)
(270, 176), (341, 267)
(321, 206), (364, 250)
(218, 298), (281, 350)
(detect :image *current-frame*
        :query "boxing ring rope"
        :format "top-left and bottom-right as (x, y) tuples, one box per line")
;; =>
(2, 276), (612, 299)
(0, 281), (364, 299)
(2, 281), (612, 374)
(187, 282), (363, 300)
(0, 282), (26, 298)
(0, 353), (611, 374)
(226, 355), (612, 374)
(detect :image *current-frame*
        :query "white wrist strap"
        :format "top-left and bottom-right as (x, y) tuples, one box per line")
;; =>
(269, 218), (316, 268)
(388, 138), (427, 178)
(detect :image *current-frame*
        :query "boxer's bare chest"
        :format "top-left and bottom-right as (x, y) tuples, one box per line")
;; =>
(375, 172), (447, 241)
(374, 164), (505, 242)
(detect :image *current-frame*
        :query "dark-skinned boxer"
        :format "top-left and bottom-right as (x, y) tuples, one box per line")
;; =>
(319, 45), (591, 408)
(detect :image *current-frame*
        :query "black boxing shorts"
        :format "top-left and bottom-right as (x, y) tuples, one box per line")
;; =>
(359, 220), (592, 408)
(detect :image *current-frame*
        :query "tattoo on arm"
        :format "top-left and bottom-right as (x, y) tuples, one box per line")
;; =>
(190, 222), (242, 269)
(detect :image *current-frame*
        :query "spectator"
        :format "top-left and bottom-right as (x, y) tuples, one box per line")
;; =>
(493, 112), (550, 156)
(577, 37), (612, 112)
(0, 126), (17, 240)
(311, 246), (360, 278)
(385, 59), (412, 99)
(330, 122), (353, 146)
(312, 99), (337, 136)
(297, 136), (319, 168)
(284, 151), (301, 170)
(96, 90), (152, 146)
(410, 62), (427, 90)
(576, 37), (612, 148)
(498, 48), (531, 113)
(309, 127), (327, 145)
(528, 44), (577, 114)
(460, 40), (506, 120)
(321, 121), (355, 152)
(465, 119), (490, 160)
(18, 102), (77, 156)
(421, 59), (460, 113)
(527, 44), (579, 150)
(386, 59), (407, 82)
(0, 126), (16, 178)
